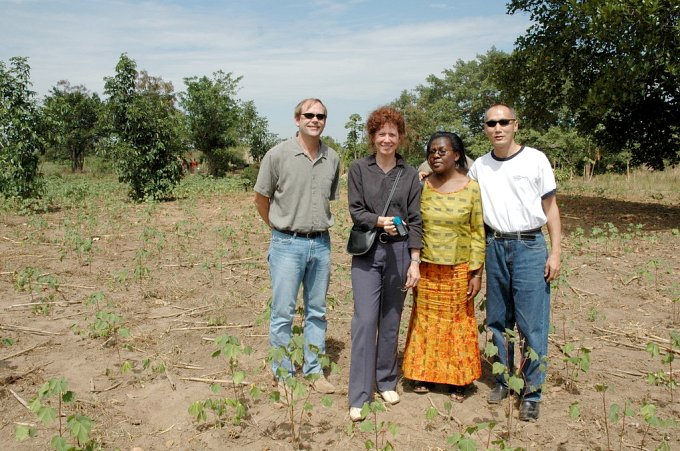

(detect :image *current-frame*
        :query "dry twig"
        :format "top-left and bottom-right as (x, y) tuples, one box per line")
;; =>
(0, 341), (49, 361)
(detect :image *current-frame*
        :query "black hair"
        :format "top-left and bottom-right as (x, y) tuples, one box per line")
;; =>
(425, 131), (468, 170)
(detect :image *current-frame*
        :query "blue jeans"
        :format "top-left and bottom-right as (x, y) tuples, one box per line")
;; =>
(485, 233), (550, 402)
(268, 230), (331, 377)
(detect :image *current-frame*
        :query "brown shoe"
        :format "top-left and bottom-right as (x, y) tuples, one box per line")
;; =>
(312, 373), (335, 394)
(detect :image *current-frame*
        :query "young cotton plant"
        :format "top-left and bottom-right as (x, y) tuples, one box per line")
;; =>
(16, 378), (97, 451)
(267, 327), (335, 447)
(189, 334), (260, 428)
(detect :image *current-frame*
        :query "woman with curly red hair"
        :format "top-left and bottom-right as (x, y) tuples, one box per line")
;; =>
(346, 106), (423, 421)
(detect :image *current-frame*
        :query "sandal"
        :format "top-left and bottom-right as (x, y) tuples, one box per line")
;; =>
(449, 384), (472, 402)
(413, 381), (432, 394)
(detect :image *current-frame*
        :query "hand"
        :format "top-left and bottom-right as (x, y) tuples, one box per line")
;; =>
(418, 171), (430, 181)
(544, 253), (561, 282)
(467, 275), (481, 302)
(383, 216), (398, 236)
(404, 261), (420, 289)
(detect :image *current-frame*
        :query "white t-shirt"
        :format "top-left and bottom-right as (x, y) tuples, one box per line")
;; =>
(468, 146), (556, 233)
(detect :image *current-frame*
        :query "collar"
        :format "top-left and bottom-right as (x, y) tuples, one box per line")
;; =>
(293, 137), (327, 160)
(367, 153), (405, 166)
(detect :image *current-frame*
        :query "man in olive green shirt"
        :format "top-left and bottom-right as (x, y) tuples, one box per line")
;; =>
(254, 98), (339, 394)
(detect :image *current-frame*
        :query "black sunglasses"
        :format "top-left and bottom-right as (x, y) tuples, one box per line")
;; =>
(301, 112), (327, 120)
(485, 119), (516, 127)
(426, 148), (450, 156)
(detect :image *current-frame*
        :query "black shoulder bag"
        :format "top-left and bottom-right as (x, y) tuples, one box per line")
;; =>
(346, 168), (403, 255)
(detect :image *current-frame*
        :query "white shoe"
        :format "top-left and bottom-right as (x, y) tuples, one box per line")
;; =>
(379, 390), (400, 405)
(349, 407), (364, 422)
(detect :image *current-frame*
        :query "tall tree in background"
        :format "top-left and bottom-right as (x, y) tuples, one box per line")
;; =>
(180, 71), (243, 176)
(41, 81), (102, 172)
(0, 57), (43, 199)
(103, 53), (184, 201)
(391, 49), (511, 161)
(239, 100), (279, 163)
(506, 0), (679, 169)
(343, 113), (366, 165)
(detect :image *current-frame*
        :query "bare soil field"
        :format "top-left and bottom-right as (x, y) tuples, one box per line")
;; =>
(1, 176), (678, 450)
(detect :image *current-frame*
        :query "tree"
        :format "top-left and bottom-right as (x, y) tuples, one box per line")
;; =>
(239, 100), (279, 163)
(391, 49), (512, 162)
(41, 81), (102, 172)
(0, 57), (43, 199)
(103, 54), (184, 201)
(506, 0), (680, 168)
(180, 71), (243, 176)
(343, 113), (366, 163)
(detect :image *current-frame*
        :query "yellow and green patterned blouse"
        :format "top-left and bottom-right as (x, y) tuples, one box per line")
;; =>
(420, 179), (485, 269)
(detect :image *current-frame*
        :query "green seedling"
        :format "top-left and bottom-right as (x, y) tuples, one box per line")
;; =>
(267, 327), (335, 447)
(13, 267), (65, 315)
(483, 329), (541, 440)
(594, 383), (612, 451)
(90, 310), (130, 363)
(560, 343), (591, 392)
(15, 378), (98, 450)
(645, 332), (679, 404)
(357, 400), (398, 451)
(638, 401), (677, 450)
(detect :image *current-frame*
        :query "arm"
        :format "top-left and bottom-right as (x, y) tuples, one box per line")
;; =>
(348, 162), (381, 230)
(542, 194), (562, 281)
(404, 248), (421, 289)
(467, 184), (485, 301)
(254, 192), (271, 228)
(403, 171), (423, 289)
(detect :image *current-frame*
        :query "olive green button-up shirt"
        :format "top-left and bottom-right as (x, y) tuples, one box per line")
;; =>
(254, 137), (340, 233)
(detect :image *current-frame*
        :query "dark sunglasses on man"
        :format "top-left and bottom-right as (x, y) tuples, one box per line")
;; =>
(485, 119), (516, 127)
(301, 112), (327, 121)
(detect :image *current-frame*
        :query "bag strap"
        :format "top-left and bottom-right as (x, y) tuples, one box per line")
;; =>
(380, 168), (403, 216)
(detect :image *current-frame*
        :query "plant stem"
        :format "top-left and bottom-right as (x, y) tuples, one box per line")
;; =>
(601, 389), (610, 451)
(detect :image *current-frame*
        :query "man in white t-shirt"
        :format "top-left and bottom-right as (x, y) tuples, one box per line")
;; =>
(468, 104), (561, 422)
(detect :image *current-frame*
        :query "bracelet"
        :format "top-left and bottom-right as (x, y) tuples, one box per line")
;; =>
(410, 258), (421, 263)
(472, 275), (482, 278)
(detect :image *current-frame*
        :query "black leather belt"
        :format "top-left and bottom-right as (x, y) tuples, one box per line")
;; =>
(486, 226), (542, 241)
(276, 229), (327, 239)
(378, 232), (408, 244)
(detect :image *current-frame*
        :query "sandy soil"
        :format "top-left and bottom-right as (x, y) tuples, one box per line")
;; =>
(1, 184), (678, 450)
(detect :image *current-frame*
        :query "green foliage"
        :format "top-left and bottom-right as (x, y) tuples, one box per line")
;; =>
(41, 81), (102, 172)
(180, 70), (246, 176)
(561, 343), (592, 390)
(239, 100), (279, 163)
(343, 113), (368, 166)
(506, 0), (680, 169)
(391, 49), (510, 163)
(266, 329), (335, 447)
(357, 400), (398, 451)
(103, 53), (185, 201)
(0, 56), (44, 199)
(13, 266), (63, 314)
(189, 334), (257, 428)
(17, 378), (98, 450)
(645, 332), (679, 403)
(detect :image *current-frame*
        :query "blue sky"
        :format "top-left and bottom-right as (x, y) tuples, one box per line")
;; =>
(1, 0), (530, 142)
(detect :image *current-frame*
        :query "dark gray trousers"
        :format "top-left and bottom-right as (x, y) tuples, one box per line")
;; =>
(348, 240), (410, 408)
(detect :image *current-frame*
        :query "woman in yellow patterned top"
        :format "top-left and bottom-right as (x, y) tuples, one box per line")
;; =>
(402, 131), (485, 401)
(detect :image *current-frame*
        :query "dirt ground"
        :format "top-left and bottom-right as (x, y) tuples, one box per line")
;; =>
(1, 182), (678, 450)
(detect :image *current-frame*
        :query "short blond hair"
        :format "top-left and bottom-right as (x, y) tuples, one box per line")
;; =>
(294, 98), (327, 118)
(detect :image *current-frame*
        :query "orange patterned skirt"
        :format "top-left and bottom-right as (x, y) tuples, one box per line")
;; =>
(402, 262), (482, 385)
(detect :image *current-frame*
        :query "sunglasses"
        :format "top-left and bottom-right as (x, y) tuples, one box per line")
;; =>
(426, 148), (450, 156)
(485, 119), (516, 127)
(301, 112), (327, 120)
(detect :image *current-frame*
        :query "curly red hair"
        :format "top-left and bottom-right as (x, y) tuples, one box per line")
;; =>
(366, 106), (405, 151)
